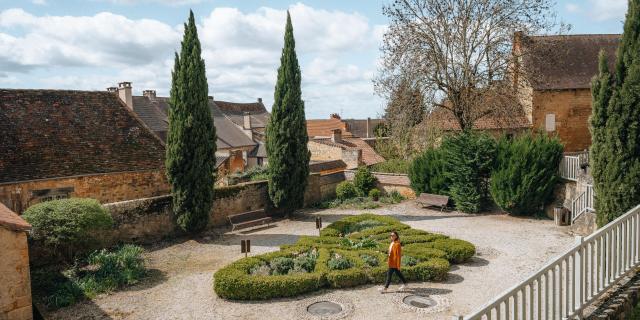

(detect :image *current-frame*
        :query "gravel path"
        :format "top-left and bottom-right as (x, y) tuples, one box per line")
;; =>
(45, 202), (574, 320)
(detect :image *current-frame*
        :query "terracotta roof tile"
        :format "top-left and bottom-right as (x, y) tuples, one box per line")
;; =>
(428, 107), (531, 131)
(0, 89), (166, 183)
(306, 119), (352, 138)
(0, 202), (31, 232)
(310, 137), (385, 166)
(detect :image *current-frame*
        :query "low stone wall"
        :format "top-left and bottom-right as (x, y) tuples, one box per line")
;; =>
(304, 172), (345, 206)
(0, 228), (32, 320)
(344, 170), (416, 199)
(587, 270), (640, 319)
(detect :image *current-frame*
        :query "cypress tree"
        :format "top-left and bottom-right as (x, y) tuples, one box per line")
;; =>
(266, 12), (310, 214)
(166, 10), (216, 233)
(590, 0), (640, 226)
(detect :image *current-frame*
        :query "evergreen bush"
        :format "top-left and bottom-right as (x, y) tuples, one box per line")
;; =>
(490, 132), (563, 216)
(441, 131), (496, 213)
(353, 166), (378, 196)
(336, 181), (358, 200)
(408, 148), (448, 195)
(369, 188), (381, 201)
(23, 198), (113, 259)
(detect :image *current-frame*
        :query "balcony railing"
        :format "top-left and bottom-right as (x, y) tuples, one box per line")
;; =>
(455, 204), (640, 320)
(572, 184), (595, 222)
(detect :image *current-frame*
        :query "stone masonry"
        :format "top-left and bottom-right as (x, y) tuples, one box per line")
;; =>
(0, 203), (32, 320)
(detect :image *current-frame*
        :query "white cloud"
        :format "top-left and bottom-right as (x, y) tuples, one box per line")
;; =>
(0, 4), (385, 118)
(565, 3), (580, 13)
(567, 0), (627, 22)
(32, 0), (47, 5)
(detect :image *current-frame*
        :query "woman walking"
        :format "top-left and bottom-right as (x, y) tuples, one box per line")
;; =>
(378, 230), (407, 292)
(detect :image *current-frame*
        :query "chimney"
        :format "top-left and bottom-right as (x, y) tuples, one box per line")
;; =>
(107, 87), (117, 93)
(366, 117), (371, 138)
(143, 90), (156, 100)
(242, 112), (253, 140)
(257, 97), (263, 104)
(117, 82), (133, 109)
(331, 129), (342, 143)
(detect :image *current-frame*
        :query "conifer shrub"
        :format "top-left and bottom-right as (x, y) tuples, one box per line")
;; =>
(490, 132), (563, 216)
(409, 148), (448, 195)
(353, 166), (378, 196)
(336, 181), (358, 200)
(369, 188), (381, 201)
(441, 131), (496, 213)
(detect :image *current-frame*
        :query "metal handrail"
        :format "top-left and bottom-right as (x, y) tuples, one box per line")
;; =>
(457, 204), (640, 320)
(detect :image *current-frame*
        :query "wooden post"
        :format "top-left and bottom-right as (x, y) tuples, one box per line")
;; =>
(241, 239), (251, 258)
(316, 216), (322, 236)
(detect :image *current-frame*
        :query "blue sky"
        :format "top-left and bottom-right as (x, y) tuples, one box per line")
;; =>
(0, 0), (628, 119)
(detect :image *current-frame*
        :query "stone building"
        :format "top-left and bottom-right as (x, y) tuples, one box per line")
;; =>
(115, 83), (269, 174)
(306, 113), (385, 139)
(308, 129), (385, 169)
(513, 33), (619, 152)
(0, 89), (169, 213)
(0, 202), (33, 320)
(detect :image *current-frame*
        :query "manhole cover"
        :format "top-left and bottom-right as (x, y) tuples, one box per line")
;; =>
(307, 301), (343, 316)
(403, 295), (437, 309)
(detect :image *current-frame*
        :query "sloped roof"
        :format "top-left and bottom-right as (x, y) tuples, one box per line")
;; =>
(519, 34), (619, 90)
(0, 89), (165, 184)
(132, 96), (256, 150)
(310, 137), (385, 166)
(215, 100), (270, 129)
(309, 159), (348, 173)
(343, 119), (385, 138)
(0, 202), (30, 232)
(248, 142), (267, 158)
(427, 107), (531, 131)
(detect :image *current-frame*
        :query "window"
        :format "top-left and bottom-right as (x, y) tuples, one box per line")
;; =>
(31, 187), (73, 203)
(545, 113), (556, 132)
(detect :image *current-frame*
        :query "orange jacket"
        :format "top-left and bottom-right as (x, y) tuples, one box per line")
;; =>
(388, 240), (402, 269)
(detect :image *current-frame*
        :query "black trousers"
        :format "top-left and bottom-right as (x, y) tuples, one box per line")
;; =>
(384, 268), (407, 288)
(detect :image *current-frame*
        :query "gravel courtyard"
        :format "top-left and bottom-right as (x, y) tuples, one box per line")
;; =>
(45, 202), (575, 320)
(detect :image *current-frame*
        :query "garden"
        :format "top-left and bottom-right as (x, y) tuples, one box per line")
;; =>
(213, 213), (475, 300)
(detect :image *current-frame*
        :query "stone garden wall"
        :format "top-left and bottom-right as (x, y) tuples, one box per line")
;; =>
(344, 170), (416, 199)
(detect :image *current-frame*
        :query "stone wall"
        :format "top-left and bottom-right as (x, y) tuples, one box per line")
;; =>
(344, 171), (416, 199)
(304, 172), (346, 206)
(0, 170), (170, 214)
(532, 88), (592, 152)
(0, 228), (32, 320)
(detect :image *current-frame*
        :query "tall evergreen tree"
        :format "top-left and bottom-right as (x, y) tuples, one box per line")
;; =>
(266, 12), (310, 214)
(590, 0), (640, 226)
(166, 10), (216, 232)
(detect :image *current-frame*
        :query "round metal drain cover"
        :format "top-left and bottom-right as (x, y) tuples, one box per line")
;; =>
(307, 301), (342, 316)
(403, 295), (437, 309)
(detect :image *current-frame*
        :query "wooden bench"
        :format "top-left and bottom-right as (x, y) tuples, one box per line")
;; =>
(228, 209), (272, 231)
(415, 193), (449, 211)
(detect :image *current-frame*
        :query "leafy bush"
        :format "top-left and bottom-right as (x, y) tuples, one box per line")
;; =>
(249, 263), (272, 276)
(361, 254), (379, 267)
(401, 255), (418, 267)
(214, 214), (473, 300)
(270, 257), (295, 275)
(441, 132), (496, 213)
(31, 245), (147, 310)
(369, 188), (381, 201)
(23, 198), (113, 259)
(336, 181), (358, 200)
(490, 132), (563, 216)
(353, 166), (378, 196)
(328, 254), (353, 270)
(380, 190), (405, 204)
(409, 148), (449, 195)
(370, 159), (410, 174)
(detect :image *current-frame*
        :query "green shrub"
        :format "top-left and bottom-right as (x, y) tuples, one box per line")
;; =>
(328, 254), (353, 270)
(293, 250), (318, 273)
(353, 166), (378, 196)
(369, 188), (381, 201)
(270, 257), (295, 275)
(370, 159), (410, 174)
(336, 181), (358, 200)
(340, 237), (378, 249)
(249, 263), (272, 276)
(409, 148), (449, 195)
(380, 190), (405, 204)
(401, 255), (418, 267)
(23, 198), (113, 259)
(441, 132), (496, 213)
(425, 239), (476, 263)
(490, 132), (563, 216)
(403, 244), (448, 260)
(404, 258), (449, 282)
(361, 254), (379, 267)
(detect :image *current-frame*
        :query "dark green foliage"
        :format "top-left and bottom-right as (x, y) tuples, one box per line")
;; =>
(266, 12), (310, 214)
(213, 214), (469, 299)
(213, 184), (247, 200)
(401, 255), (418, 267)
(166, 11), (216, 233)
(353, 166), (378, 196)
(23, 198), (113, 259)
(270, 257), (295, 275)
(441, 131), (496, 213)
(336, 181), (358, 200)
(31, 245), (147, 310)
(590, 1), (640, 226)
(370, 159), (410, 174)
(369, 188), (381, 201)
(409, 148), (449, 195)
(380, 190), (405, 204)
(490, 132), (563, 216)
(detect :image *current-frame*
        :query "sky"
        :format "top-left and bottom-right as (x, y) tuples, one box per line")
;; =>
(0, 0), (629, 119)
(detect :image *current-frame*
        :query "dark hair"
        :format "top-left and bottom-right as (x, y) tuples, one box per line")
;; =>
(391, 230), (399, 241)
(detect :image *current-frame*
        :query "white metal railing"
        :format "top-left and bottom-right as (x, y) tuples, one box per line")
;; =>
(456, 204), (640, 320)
(560, 155), (581, 181)
(571, 185), (595, 222)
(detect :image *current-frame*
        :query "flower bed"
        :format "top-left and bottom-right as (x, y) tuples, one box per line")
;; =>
(213, 214), (475, 300)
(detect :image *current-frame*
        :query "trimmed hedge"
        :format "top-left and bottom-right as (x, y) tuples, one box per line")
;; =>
(214, 214), (474, 300)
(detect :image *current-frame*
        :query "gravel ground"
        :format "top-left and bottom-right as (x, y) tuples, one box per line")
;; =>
(45, 202), (575, 320)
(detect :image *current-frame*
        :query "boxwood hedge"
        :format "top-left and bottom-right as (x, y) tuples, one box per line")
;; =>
(214, 213), (474, 300)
